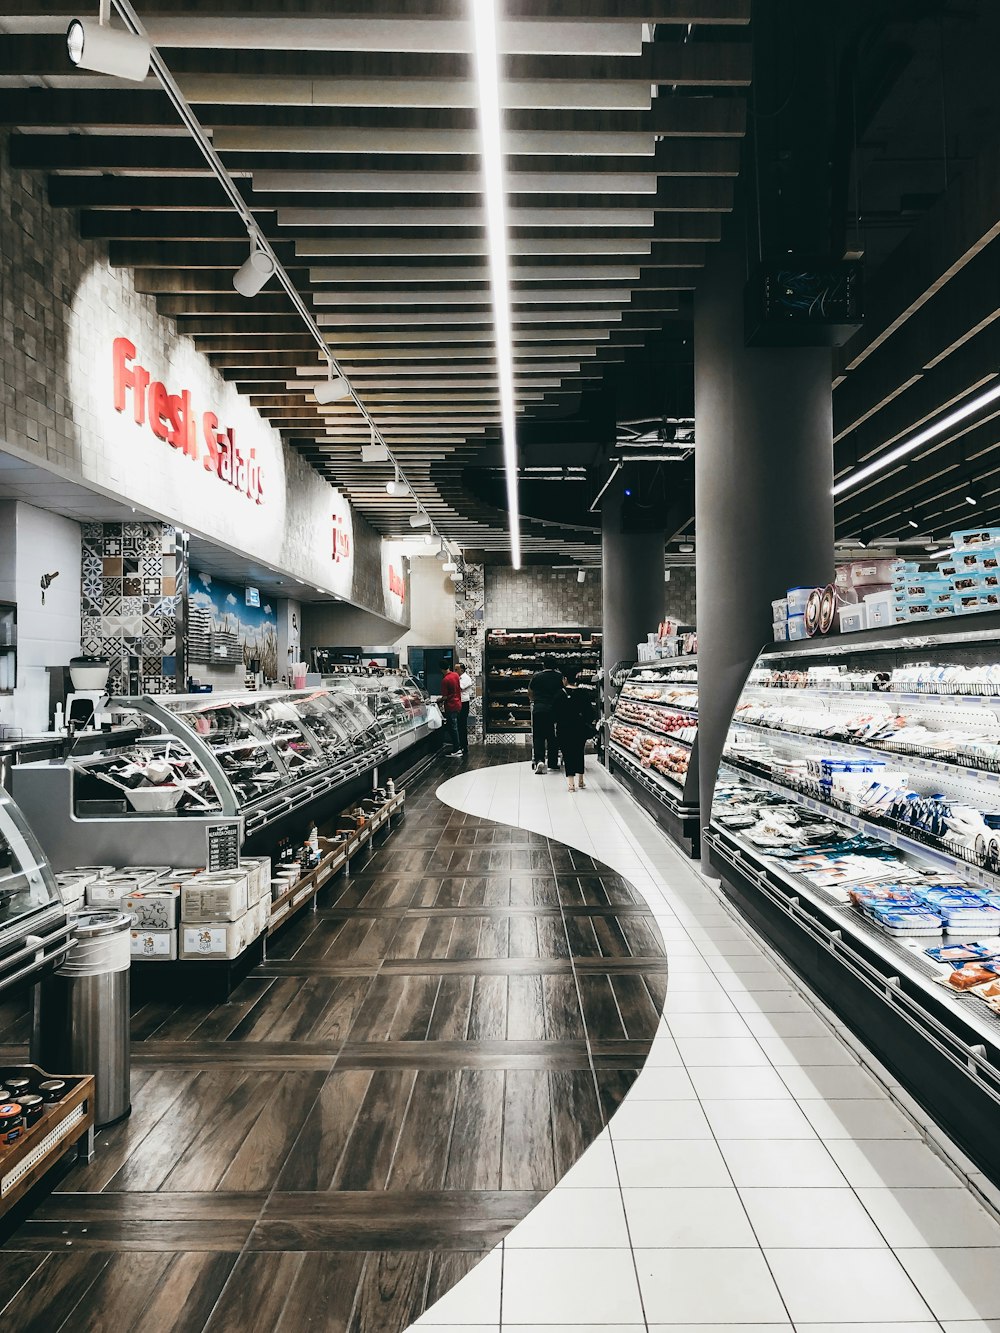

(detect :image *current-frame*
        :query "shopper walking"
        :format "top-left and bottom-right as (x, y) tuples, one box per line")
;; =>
(457, 661), (474, 757)
(528, 656), (563, 774)
(440, 664), (464, 758)
(556, 667), (596, 792)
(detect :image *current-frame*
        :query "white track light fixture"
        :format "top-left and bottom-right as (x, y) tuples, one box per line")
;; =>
(314, 367), (352, 405)
(233, 238), (276, 299)
(67, 4), (151, 81)
(471, 0), (521, 570)
(409, 512), (431, 529)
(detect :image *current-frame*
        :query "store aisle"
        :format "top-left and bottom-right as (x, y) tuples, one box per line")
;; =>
(0, 747), (667, 1331)
(420, 755), (1000, 1332)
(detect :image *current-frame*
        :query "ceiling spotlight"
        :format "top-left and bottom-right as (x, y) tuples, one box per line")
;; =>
(409, 512), (430, 529)
(965, 493), (977, 506)
(315, 369), (351, 405)
(233, 240), (276, 299)
(577, 570), (586, 584)
(66, 15), (151, 81)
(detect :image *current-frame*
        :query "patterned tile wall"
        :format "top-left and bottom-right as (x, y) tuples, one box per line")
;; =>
(80, 521), (187, 696)
(454, 562), (485, 740)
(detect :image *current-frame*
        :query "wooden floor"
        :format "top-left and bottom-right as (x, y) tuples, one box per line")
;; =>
(0, 747), (667, 1331)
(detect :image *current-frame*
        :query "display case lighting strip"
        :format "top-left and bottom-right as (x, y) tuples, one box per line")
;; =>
(107, 0), (451, 552)
(470, 0), (521, 569)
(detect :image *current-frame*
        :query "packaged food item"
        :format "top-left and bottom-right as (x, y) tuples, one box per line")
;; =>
(947, 965), (997, 990)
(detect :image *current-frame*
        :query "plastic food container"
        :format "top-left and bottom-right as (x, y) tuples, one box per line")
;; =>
(863, 590), (896, 627)
(849, 558), (898, 587)
(836, 605), (865, 633)
(951, 527), (1000, 549)
(786, 614), (808, 640)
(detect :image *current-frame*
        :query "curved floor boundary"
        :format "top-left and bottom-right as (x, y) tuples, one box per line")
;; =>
(414, 757), (1000, 1332)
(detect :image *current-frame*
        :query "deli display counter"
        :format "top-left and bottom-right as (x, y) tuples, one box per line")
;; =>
(10, 682), (433, 870)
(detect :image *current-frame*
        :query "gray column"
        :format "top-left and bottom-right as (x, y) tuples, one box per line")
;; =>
(695, 235), (834, 853)
(601, 479), (666, 717)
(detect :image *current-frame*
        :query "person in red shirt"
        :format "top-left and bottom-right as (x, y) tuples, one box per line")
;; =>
(440, 666), (464, 758)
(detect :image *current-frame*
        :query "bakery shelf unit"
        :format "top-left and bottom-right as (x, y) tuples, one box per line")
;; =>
(484, 628), (601, 737)
(606, 656), (700, 856)
(706, 609), (1000, 1187)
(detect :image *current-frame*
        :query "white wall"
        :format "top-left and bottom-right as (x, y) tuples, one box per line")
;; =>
(0, 501), (82, 732)
(394, 557), (457, 664)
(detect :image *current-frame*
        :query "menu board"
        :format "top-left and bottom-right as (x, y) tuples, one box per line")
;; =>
(206, 822), (240, 872)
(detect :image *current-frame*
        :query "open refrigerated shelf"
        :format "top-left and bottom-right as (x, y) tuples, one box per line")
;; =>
(605, 657), (700, 857)
(707, 613), (1000, 1187)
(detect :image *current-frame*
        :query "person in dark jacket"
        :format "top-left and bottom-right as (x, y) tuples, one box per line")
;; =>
(528, 657), (563, 773)
(440, 666), (464, 757)
(556, 666), (595, 792)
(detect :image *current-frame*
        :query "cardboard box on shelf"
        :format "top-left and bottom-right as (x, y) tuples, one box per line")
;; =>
(180, 916), (247, 960)
(181, 873), (250, 923)
(130, 929), (178, 961)
(123, 887), (181, 931)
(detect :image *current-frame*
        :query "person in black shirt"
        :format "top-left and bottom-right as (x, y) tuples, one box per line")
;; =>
(528, 657), (563, 773)
(556, 666), (596, 792)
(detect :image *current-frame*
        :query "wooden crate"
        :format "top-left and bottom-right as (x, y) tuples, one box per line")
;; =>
(0, 1065), (94, 1217)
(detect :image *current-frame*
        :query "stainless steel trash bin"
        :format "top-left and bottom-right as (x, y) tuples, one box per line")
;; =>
(31, 908), (132, 1127)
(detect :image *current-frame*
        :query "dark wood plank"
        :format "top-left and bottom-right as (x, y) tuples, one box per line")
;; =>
(274, 1251), (366, 1332)
(274, 1071), (373, 1192)
(132, 1254), (239, 1333)
(203, 1252), (305, 1332)
(333, 1070), (417, 1191)
(502, 1070), (556, 1191)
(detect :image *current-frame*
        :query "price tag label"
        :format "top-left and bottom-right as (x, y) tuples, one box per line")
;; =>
(206, 823), (240, 872)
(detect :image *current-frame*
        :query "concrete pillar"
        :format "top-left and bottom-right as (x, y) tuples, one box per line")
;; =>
(695, 233), (834, 848)
(601, 478), (666, 717)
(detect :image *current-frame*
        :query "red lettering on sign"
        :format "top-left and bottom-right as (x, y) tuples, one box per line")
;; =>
(332, 512), (351, 564)
(112, 340), (264, 504)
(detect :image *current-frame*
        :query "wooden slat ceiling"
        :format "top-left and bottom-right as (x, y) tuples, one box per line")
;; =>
(0, 1), (750, 556)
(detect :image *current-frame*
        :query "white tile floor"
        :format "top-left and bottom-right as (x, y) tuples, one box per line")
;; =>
(406, 757), (1000, 1331)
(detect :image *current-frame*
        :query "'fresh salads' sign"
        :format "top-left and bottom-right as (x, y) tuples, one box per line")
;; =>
(113, 337), (264, 504)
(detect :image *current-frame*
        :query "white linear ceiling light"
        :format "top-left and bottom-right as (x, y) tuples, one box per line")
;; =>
(832, 380), (1000, 496)
(470, 0), (521, 569)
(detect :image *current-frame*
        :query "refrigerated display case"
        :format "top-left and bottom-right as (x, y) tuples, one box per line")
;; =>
(0, 788), (71, 995)
(704, 610), (1000, 1187)
(605, 656), (700, 856)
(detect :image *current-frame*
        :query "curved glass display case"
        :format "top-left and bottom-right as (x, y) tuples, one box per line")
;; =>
(146, 688), (390, 831)
(0, 789), (69, 993)
(327, 673), (431, 742)
(704, 611), (1000, 1187)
